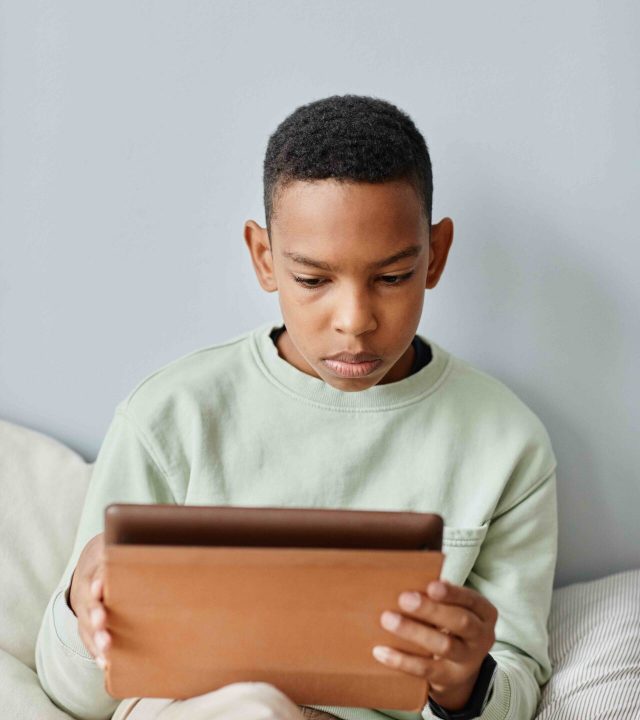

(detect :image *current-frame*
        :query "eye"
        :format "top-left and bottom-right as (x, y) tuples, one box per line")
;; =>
(292, 271), (415, 291)
(378, 272), (415, 286)
(293, 276), (326, 289)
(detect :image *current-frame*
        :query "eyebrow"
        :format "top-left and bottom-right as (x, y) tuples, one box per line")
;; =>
(282, 244), (423, 272)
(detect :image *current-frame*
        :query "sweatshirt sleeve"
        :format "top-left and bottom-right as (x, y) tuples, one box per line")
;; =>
(35, 405), (178, 720)
(423, 466), (559, 720)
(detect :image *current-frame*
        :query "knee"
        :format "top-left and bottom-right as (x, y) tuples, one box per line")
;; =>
(222, 681), (301, 719)
(156, 681), (302, 720)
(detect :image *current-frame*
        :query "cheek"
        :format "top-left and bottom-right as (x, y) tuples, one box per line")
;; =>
(383, 290), (424, 317)
(282, 286), (318, 308)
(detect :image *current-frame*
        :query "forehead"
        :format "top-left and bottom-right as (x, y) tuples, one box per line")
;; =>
(272, 179), (427, 240)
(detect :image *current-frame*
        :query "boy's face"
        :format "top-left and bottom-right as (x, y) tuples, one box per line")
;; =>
(244, 178), (453, 392)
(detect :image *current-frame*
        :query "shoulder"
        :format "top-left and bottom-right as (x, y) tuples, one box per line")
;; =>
(435, 345), (557, 513)
(447, 352), (550, 435)
(116, 325), (256, 425)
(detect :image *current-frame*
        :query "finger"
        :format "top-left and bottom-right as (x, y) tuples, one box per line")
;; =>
(372, 645), (435, 679)
(88, 602), (107, 633)
(84, 622), (111, 666)
(80, 589), (110, 666)
(426, 581), (498, 624)
(380, 611), (466, 662)
(397, 591), (484, 641)
(90, 575), (103, 601)
(93, 628), (111, 658)
(86, 597), (110, 654)
(78, 620), (108, 667)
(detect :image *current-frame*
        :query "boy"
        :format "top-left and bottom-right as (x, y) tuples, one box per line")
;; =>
(36, 94), (558, 720)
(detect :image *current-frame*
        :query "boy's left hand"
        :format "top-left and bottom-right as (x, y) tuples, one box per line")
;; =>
(373, 579), (498, 711)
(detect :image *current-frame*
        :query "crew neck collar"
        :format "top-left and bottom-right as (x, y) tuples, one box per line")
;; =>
(250, 320), (453, 411)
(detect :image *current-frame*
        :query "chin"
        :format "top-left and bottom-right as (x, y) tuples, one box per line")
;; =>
(322, 372), (379, 392)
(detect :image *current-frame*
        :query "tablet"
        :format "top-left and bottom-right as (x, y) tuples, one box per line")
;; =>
(103, 503), (444, 712)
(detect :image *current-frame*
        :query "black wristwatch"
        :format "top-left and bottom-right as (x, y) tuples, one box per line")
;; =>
(427, 653), (497, 720)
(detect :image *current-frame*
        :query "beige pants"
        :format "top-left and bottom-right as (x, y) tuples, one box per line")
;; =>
(111, 682), (339, 720)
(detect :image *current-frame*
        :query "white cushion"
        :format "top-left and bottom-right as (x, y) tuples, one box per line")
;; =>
(0, 418), (91, 668)
(0, 648), (73, 720)
(536, 567), (640, 718)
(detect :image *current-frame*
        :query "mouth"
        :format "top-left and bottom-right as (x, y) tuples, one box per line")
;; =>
(322, 358), (383, 378)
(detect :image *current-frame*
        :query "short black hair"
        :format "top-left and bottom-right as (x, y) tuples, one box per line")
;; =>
(263, 94), (433, 245)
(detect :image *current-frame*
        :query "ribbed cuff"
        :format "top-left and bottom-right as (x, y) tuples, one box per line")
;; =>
(477, 667), (511, 720)
(52, 585), (94, 660)
(421, 667), (511, 720)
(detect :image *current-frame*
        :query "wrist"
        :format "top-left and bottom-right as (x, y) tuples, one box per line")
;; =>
(429, 673), (478, 711)
(427, 654), (498, 720)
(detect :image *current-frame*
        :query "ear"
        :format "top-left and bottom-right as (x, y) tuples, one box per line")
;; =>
(426, 217), (454, 289)
(243, 220), (278, 292)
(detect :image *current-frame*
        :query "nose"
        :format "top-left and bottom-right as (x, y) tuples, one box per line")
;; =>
(332, 285), (377, 337)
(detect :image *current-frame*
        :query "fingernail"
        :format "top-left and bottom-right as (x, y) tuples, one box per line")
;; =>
(372, 646), (392, 661)
(90, 608), (101, 628)
(429, 581), (446, 598)
(96, 655), (106, 670)
(91, 579), (101, 596)
(399, 591), (421, 610)
(381, 611), (401, 630)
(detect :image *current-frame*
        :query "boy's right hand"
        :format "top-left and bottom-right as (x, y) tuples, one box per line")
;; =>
(68, 532), (111, 669)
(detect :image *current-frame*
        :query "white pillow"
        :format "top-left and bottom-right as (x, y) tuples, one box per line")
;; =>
(0, 418), (92, 669)
(535, 567), (640, 718)
(0, 649), (72, 720)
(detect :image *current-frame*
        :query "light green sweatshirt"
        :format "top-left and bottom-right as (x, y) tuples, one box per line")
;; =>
(35, 320), (558, 720)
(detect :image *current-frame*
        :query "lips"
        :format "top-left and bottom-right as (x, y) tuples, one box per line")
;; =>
(324, 350), (380, 363)
(323, 357), (383, 378)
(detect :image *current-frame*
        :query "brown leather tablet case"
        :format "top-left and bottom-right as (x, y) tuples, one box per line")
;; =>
(103, 504), (444, 712)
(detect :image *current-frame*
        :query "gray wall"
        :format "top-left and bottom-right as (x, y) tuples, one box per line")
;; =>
(1, 1), (638, 588)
